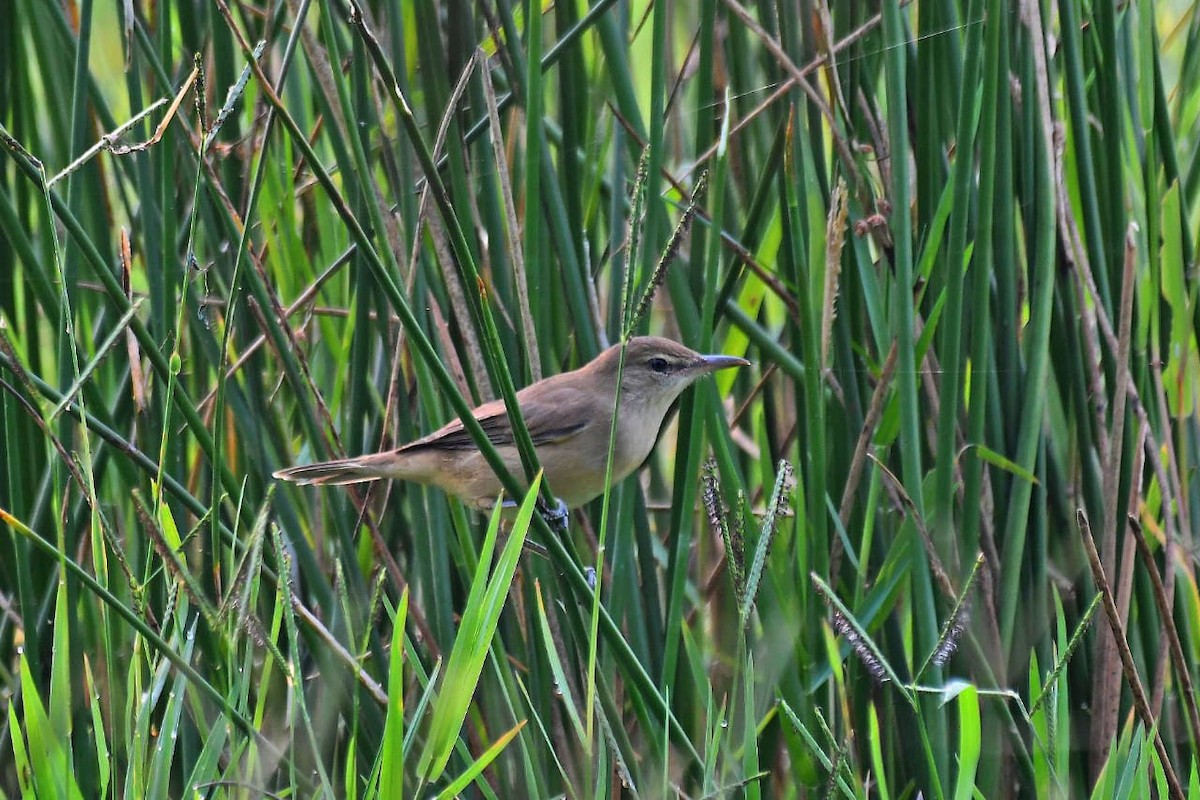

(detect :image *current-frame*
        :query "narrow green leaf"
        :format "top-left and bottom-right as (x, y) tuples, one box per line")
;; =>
(951, 684), (981, 800)
(534, 580), (586, 742)
(380, 588), (410, 797)
(435, 720), (527, 800)
(419, 475), (540, 782)
(964, 444), (1040, 485)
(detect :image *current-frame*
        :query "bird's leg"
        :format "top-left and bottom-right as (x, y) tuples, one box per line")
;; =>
(536, 500), (598, 588)
(520, 538), (550, 559)
(496, 511), (549, 560)
(501, 496), (571, 534)
(500, 497), (595, 588)
(499, 496), (570, 565)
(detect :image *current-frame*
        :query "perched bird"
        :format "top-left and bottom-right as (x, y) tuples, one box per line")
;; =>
(273, 336), (748, 509)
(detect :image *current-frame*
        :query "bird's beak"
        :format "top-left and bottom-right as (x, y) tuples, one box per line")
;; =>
(694, 353), (751, 374)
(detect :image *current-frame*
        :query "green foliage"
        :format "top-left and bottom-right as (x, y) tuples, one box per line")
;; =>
(2, 0), (1200, 797)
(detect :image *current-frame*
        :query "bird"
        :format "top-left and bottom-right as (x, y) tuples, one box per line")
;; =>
(273, 336), (749, 511)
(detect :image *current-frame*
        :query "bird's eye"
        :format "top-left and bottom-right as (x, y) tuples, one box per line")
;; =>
(648, 357), (670, 373)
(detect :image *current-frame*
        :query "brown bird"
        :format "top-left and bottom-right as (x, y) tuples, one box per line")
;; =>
(273, 336), (748, 509)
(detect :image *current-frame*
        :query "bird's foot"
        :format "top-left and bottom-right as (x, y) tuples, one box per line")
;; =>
(538, 497), (570, 533)
(499, 496), (570, 533)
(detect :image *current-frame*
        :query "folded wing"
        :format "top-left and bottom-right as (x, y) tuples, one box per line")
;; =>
(400, 383), (592, 453)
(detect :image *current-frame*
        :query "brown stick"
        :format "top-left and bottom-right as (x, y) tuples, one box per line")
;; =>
(1077, 510), (1184, 800)
(1090, 225), (1138, 773)
(1129, 517), (1200, 749)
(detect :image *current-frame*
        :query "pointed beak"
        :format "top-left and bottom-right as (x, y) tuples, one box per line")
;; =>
(694, 353), (751, 374)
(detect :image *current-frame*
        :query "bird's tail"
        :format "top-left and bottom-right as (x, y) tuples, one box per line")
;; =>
(273, 453), (396, 486)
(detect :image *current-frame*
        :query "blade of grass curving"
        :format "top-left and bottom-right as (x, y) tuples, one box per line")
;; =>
(435, 721), (527, 800)
(534, 580), (586, 744)
(950, 684), (981, 800)
(17, 650), (83, 800)
(418, 474), (538, 783)
(379, 587), (409, 797)
(46, 568), (72, 775)
(511, 668), (576, 794)
(401, 653), (442, 761)
(82, 657), (110, 797)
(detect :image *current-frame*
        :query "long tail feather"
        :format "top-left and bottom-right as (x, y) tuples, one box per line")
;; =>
(273, 458), (385, 486)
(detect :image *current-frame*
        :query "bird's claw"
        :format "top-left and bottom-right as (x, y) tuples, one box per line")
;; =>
(533, 497), (570, 534)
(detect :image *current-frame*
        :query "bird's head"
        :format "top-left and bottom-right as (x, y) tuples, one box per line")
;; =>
(590, 336), (749, 413)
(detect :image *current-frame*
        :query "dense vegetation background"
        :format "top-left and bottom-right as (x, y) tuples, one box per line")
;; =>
(3, 0), (1200, 796)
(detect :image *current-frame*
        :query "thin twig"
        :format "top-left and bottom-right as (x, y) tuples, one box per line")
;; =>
(47, 92), (177, 187)
(868, 454), (957, 601)
(1077, 510), (1185, 800)
(834, 342), (897, 563)
(1091, 223), (1138, 768)
(1129, 515), (1200, 747)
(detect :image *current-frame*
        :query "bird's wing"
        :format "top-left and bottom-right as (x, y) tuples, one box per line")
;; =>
(399, 383), (592, 453)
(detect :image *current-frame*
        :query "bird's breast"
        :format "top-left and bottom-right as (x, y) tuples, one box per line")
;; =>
(611, 400), (671, 478)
